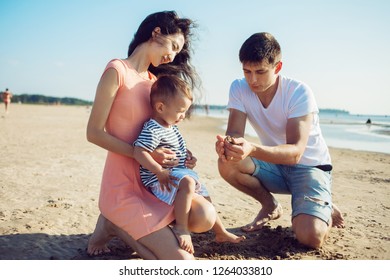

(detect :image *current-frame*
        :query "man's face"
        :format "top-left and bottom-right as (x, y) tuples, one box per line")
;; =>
(242, 60), (281, 95)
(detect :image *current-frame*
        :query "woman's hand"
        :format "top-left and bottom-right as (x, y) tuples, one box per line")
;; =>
(151, 147), (179, 167)
(185, 149), (197, 169)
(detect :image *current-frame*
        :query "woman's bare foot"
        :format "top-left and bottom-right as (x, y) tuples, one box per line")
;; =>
(241, 204), (283, 232)
(171, 225), (194, 254)
(215, 229), (246, 243)
(87, 214), (115, 255)
(332, 204), (345, 228)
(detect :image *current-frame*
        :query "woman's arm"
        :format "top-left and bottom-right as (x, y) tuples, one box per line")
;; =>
(86, 68), (135, 158)
(134, 146), (174, 191)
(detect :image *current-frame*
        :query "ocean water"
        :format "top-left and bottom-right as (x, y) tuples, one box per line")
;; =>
(194, 108), (390, 154)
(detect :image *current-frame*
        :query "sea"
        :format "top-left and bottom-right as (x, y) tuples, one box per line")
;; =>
(193, 107), (390, 155)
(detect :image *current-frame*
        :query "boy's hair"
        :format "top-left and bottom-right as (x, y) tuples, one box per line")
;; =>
(239, 32), (281, 65)
(150, 75), (193, 107)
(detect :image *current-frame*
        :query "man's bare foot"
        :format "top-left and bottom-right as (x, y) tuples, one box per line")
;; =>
(215, 229), (246, 243)
(241, 204), (283, 232)
(332, 204), (345, 228)
(87, 214), (115, 256)
(171, 225), (194, 254)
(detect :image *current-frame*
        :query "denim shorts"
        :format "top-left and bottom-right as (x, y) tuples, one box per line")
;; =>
(252, 159), (332, 224)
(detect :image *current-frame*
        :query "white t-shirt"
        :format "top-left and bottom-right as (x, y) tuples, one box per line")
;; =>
(227, 75), (331, 166)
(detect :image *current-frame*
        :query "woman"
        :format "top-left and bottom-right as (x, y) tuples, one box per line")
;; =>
(2, 88), (12, 114)
(86, 11), (219, 260)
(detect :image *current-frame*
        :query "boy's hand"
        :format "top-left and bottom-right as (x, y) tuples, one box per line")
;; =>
(156, 169), (178, 192)
(185, 149), (197, 169)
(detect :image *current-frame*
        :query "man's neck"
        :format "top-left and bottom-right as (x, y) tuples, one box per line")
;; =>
(256, 76), (279, 109)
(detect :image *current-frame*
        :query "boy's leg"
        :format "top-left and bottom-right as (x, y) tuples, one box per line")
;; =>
(173, 176), (196, 254)
(203, 195), (245, 243)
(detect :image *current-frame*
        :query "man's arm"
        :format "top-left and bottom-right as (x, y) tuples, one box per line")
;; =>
(226, 108), (247, 138)
(224, 113), (312, 165)
(250, 114), (312, 164)
(216, 109), (247, 161)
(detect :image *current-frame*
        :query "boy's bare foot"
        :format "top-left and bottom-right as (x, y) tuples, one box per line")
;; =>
(215, 229), (246, 243)
(241, 204), (283, 232)
(171, 225), (194, 254)
(332, 204), (345, 228)
(87, 214), (114, 255)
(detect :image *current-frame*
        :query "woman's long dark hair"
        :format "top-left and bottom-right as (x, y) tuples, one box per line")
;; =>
(128, 11), (199, 90)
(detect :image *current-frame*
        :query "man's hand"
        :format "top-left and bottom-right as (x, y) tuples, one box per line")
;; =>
(217, 135), (253, 162)
(215, 135), (227, 162)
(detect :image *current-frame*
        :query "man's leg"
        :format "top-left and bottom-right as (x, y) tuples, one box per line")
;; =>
(218, 157), (282, 231)
(292, 214), (330, 249)
(292, 203), (344, 249)
(331, 204), (345, 228)
(289, 166), (334, 249)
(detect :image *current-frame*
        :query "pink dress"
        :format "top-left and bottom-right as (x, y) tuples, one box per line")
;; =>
(98, 59), (174, 240)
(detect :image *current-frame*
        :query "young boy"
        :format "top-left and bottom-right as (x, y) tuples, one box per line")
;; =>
(133, 75), (244, 254)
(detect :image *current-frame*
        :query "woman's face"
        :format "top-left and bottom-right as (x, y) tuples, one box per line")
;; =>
(150, 31), (185, 67)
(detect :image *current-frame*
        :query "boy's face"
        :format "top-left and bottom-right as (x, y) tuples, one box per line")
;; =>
(242, 60), (282, 95)
(157, 93), (192, 126)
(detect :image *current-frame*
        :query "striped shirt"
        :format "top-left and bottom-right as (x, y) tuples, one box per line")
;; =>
(133, 119), (187, 187)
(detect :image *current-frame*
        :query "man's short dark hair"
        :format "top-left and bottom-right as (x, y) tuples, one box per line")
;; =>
(239, 32), (281, 65)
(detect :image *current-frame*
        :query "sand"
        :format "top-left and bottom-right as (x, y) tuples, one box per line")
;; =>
(0, 104), (389, 260)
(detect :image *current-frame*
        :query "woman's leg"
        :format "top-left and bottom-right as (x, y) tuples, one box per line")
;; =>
(187, 194), (216, 233)
(87, 214), (114, 255)
(138, 226), (195, 260)
(87, 214), (157, 259)
(88, 193), (217, 259)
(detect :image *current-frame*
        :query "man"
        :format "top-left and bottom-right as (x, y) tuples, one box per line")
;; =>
(216, 32), (344, 249)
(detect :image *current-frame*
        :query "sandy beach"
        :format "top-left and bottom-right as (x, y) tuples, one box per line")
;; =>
(0, 104), (389, 260)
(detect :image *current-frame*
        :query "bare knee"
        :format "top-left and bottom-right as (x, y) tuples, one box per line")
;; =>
(188, 196), (216, 233)
(178, 176), (196, 195)
(218, 158), (251, 183)
(292, 214), (329, 249)
(294, 228), (325, 249)
(218, 158), (233, 181)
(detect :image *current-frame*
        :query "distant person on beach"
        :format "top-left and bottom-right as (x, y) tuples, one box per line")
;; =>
(215, 32), (345, 249)
(86, 11), (230, 260)
(133, 75), (244, 254)
(2, 88), (13, 114)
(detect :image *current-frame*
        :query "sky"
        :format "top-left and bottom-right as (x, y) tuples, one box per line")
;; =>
(1, 0), (389, 115)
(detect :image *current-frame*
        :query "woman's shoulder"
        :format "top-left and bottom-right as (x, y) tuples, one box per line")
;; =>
(105, 59), (128, 71)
